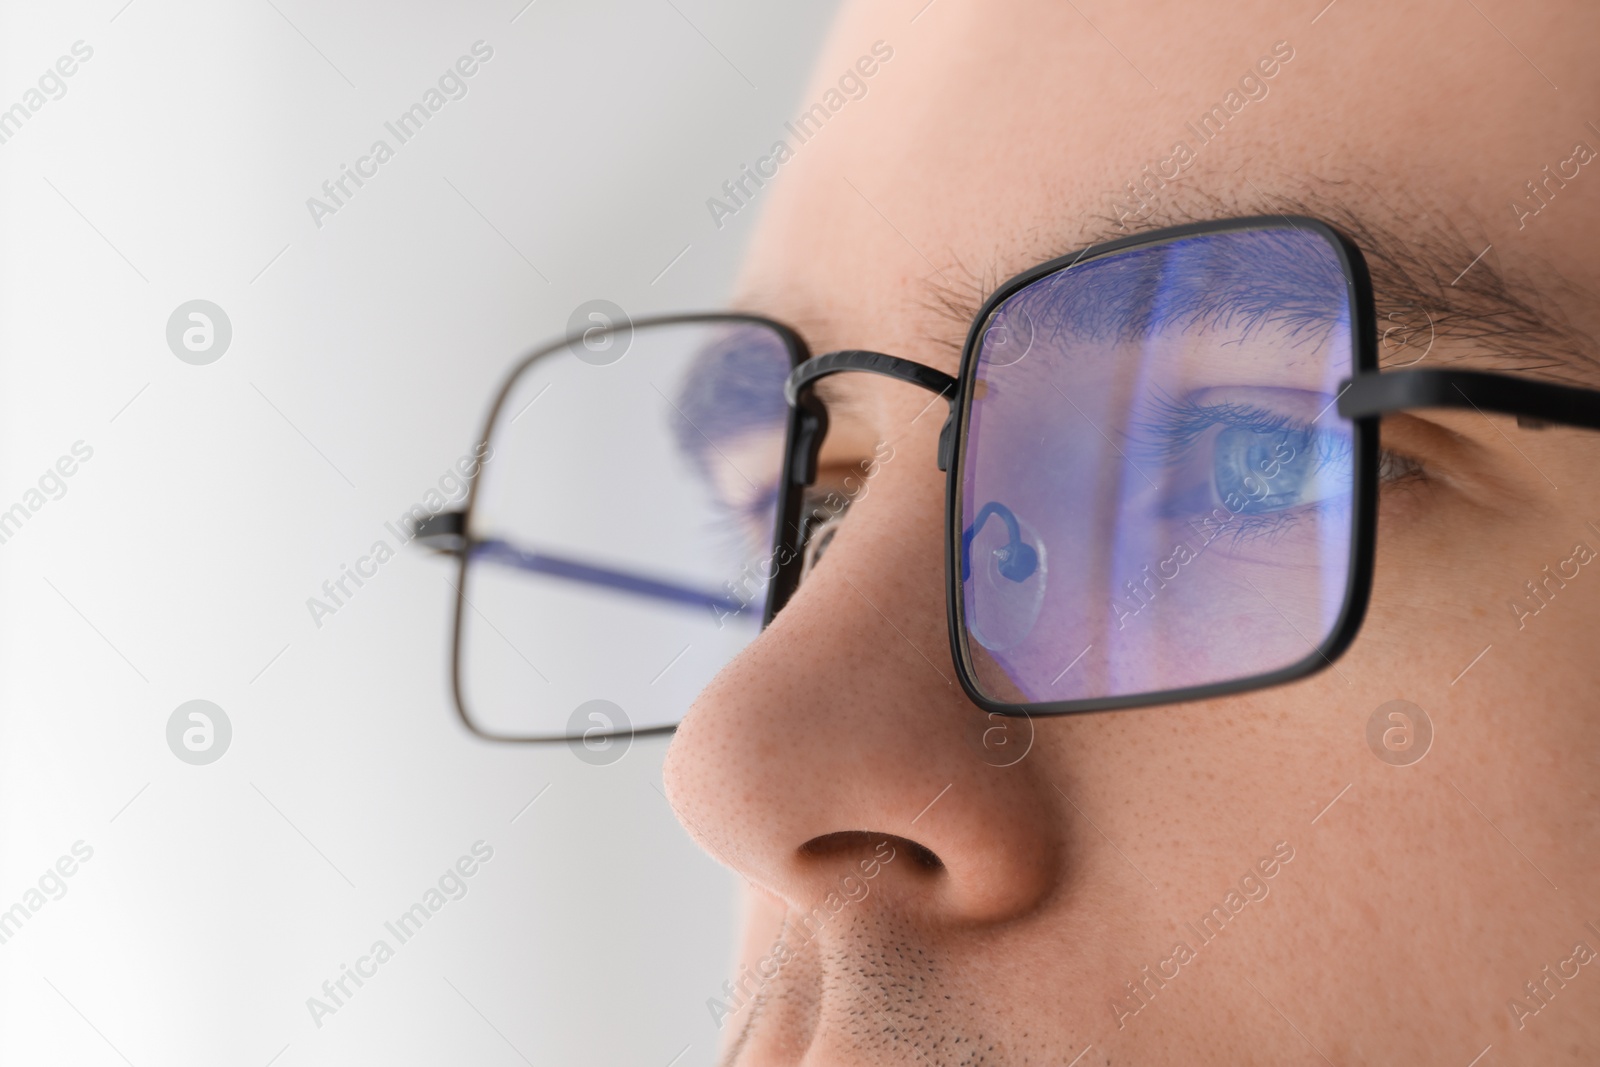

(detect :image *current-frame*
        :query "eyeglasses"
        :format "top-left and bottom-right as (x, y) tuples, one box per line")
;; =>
(417, 216), (1600, 742)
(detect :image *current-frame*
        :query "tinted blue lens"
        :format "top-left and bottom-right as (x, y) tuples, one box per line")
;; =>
(957, 225), (1359, 704)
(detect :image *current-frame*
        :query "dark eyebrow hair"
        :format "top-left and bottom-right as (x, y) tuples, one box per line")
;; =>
(670, 321), (793, 483)
(997, 226), (1350, 348)
(923, 179), (1600, 386)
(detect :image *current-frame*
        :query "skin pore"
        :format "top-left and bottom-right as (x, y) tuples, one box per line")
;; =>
(662, 1), (1600, 1063)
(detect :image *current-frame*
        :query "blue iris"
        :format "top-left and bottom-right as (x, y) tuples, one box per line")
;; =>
(1213, 425), (1348, 514)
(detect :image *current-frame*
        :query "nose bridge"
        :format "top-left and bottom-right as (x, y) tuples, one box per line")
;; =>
(782, 349), (961, 410)
(662, 467), (1066, 926)
(768, 348), (962, 619)
(779, 348), (961, 489)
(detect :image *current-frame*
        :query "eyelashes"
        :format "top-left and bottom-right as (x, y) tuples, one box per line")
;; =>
(1128, 391), (1426, 492)
(1121, 391), (1369, 547)
(1125, 392), (1353, 473)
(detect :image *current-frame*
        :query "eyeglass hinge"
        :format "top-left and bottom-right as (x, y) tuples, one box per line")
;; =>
(411, 508), (467, 554)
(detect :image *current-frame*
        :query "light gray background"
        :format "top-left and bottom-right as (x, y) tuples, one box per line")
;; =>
(0, 1), (839, 1063)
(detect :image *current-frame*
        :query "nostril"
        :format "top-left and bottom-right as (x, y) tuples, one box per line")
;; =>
(799, 830), (945, 871)
(904, 840), (944, 871)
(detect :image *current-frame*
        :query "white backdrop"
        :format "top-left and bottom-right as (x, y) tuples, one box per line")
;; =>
(0, 1), (838, 1063)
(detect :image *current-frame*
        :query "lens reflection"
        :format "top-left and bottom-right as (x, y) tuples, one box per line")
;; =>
(957, 226), (1358, 705)
(461, 320), (794, 739)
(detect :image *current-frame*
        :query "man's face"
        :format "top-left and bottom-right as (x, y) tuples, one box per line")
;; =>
(663, 1), (1600, 1062)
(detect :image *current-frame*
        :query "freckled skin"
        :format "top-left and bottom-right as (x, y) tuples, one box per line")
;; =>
(663, 2), (1600, 1063)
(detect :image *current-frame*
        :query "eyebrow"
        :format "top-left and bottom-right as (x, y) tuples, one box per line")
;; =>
(997, 225), (1350, 347)
(923, 180), (1600, 385)
(670, 323), (792, 478)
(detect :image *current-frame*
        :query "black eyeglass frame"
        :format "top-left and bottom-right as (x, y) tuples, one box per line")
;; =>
(961, 216), (1376, 714)
(780, 215), (1377, 717)
(420, 312), (812, 743)
(423, 215), (1600, 741)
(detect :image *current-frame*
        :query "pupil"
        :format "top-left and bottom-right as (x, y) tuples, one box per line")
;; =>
(1214, 426), (1311, 514)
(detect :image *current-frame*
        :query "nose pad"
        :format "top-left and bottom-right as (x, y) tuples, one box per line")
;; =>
(996, 540), (1039, 582)
(961, 501), (1047, 651)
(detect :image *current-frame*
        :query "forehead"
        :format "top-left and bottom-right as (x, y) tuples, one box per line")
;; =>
(732, 0), (1600, 386)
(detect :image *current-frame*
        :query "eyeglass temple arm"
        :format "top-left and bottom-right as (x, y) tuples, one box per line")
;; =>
(1338, 368), (1600, 431)
(784, 351), (961, 477)
(412, 511), (750, 616)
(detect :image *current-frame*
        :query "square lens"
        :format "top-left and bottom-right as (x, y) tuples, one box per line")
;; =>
(953, 221), (1371, 710)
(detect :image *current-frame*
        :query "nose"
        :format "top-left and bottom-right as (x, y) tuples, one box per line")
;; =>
(662, 459), (1064, 925)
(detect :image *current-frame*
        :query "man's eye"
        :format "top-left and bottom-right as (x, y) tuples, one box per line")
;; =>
(798, 490), (850, 583)
(1126, 396), (1362, 531)
(1211, 425), (1350, 514)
